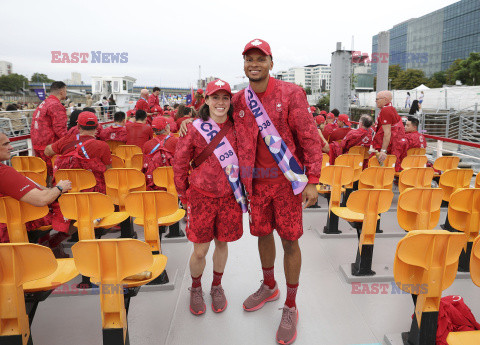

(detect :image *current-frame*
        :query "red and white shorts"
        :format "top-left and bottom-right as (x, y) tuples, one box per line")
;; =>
(185, 188), (243, 243)
(249, 182), (303, 241)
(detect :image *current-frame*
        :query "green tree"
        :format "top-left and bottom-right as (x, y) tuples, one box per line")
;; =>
(388, 64), (402, 81)
(426, 71), (446, 88)
(0, 73), (29, 92)
(31, 73), (54, 83)
(454, 52), (480, 86)
(316, 93), (330, 111)
(445, 59), (463, 85)
(392, 69), (427, 90)
(305, 87), (312, 95)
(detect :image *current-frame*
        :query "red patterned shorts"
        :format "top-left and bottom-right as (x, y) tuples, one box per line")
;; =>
(249, 182), (303, 241)
(185, 188), (243, 243)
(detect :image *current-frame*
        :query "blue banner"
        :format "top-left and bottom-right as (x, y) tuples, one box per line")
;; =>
(186, 94), (192, 105)
(34, 89), (47, 101)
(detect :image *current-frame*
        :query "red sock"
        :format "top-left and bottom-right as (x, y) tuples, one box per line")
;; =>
(191, 274), (202, 288)
(212, 271), (223, 286)
(285, 283), (299, 308)
(262, 266), (276, 289)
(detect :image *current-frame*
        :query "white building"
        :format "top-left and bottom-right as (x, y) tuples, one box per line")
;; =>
(0, 61), (13, 76)
(197, 76), (217, 89)
(64, 72), (82, 85)
(275, 64), (331, 91)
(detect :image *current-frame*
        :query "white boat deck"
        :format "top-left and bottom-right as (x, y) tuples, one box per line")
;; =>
(30, 191), (480, 345)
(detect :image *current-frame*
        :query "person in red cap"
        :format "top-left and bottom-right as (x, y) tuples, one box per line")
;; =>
(135, 89), (156, 125)
(99, 111), (127, 143)
(44, 111), (112, 248)
(126, 109), (154, 149)
(192, 89), (205, 111)
(174, 79), (244, 316)
(30, 81), (68, 182)
(234, 39), (322, 344)
(328, 114), (374, 165)
(373, 90), (406, 170)
(322, 112), (337, 141)
(328, 114), (352, 143)
(143, 116), (178, 190)
(162, 112), (178, 133)
(310, 106), (317, 114)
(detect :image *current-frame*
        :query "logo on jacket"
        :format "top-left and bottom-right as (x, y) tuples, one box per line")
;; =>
(239, 110), (245, 118)
(276, 102), (282, 112)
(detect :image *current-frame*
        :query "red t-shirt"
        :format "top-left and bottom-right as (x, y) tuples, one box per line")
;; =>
(143, 134), (179, 155)
(176, 116), (191, 128)
(135, 98), (150, 113)
(0, 164), (37, 200)
(100, 125), (127, 142)
(52, 134), (112, 165)
(126, 122), (154, 149)
(328, 127), (351, 143)
(375, 104), (402, 132)
(254, 79), (288, 184)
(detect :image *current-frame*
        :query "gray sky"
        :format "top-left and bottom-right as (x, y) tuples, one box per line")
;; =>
(1, 0), (459, 88)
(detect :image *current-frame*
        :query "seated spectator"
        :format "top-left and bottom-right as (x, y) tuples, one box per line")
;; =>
(175, 106), (193, 128)
(322, 113), (337, 140)
(143, 117), (179, 190)
(315, 116), (329, 152)
(404, 116), (426, 150)
(135, 89), (155, 125)
(0, 129), (72, 250)
(67, 110), (82, 132)
(99, 111), (127, 142)
(126, 109), (153, 149)
(328, 114), (374, 165)
(328, 114), (352, 143)
(148, 87), (161, 113)
(163, 111), (178, 133)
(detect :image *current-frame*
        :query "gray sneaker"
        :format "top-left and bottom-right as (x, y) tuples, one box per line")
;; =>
(243, 281), (280, 311)
(189, 286), (206, 315)
(276, 306), (298, 345)
(210, 285), (227, 313)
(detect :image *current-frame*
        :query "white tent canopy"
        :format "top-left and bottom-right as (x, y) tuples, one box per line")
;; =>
(412, 84), (430, 90)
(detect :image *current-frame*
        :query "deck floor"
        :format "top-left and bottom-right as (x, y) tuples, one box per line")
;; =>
(30, 192), (480, 345)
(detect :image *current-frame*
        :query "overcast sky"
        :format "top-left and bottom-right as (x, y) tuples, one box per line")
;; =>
(1, 0), (459, 88)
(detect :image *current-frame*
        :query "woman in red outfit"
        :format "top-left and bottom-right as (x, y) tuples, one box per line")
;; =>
(173, 79), (245, 316)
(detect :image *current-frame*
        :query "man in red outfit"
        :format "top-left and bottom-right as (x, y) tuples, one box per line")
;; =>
(135, 89), (155, 125)
(99, 111), (127, 142)
(126, 110), (154, 149)
(373, 90), (405, 170)
(328, 113), (352, 143)
(322, 112), (337, 141)
(328, 114), (374, 164)
(233, 39), (322, 344)
(148, 87), (161, 112)
(404, 116), (426, 150)
(30, 81), (68, 179)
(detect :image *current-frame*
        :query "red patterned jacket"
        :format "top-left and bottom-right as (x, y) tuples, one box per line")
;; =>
(30, 95), (67, 150)
(329, 127), (373, 165)
(232, 78), (323, 196)
(173, 121), (237, 202)
(404, 131), (426, 149)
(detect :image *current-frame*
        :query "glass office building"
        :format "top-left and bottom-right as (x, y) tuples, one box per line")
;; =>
(372, 0), (480, 77)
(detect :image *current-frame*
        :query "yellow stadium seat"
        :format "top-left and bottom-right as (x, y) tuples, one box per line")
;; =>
(59, 192), (129, 240)
(348, 146), (369, 160)
(0, 196), (49, 243)
(401, 155), (428, 170)
(54, 169), (96, 192)
(104, 168), (146, 211)
(11, 155), (47, 180)
(433, 156), (460, 174)
(111, 154), (124, 168)
(335, 154), (363, 188)
(106, 140), (124, 154)
(475, 173), (480, 188)
(115, 145), (143, 170)
(319, 165), (354, 234)
(438, 169), (473, 203)
(447, 331), (480, 345)
(394, 230), (466, 345)
(448, 188), (480, 272)
(358, 166), (395, 190)
(398, 167), (434, 193)
(334, 189), (393, 275)
(0, 243), (57, 345)
(368, 154), (396, 169)
(72, 239), (166, 344)
(153, 166), (177, 197)
(316, 153), (331, 194)
(397, 188), (443, 231)
(18, 171), (46, 187)
(407, 148), (426, 156)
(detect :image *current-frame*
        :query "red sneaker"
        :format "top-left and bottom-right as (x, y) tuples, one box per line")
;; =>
(189, 286), (206, 315)
(276, 306), (299, 345)
(243, 281), (279, 311)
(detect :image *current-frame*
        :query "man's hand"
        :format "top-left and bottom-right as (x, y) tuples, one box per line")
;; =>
(179, 118), (194, 137)
(377, 151), (387, 163)
(302, 184), (318, 209)
(56, 180), (72, 193)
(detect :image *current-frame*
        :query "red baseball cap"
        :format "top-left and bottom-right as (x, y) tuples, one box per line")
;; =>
(77, 111), (98, 126)
(326, 112), (335, 119)
(206, 79), (232, 97)
(197, 89), (203, 95)
(315, 116), (325, 125)
(310, 106), (317, 113)
(242, 38), (272, 57)
(338, 114), (351, 126)
(152, 117), (167, 130)
(320, 110), (327, 115)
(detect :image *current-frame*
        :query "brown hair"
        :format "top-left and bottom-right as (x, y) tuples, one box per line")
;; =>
(197, 96), (234, 122)
(175, 104), (186, 120)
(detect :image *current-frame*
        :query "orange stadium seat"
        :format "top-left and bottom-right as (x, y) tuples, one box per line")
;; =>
(397, 188), (443, 232)
(11, 155), (47, 180)
(106, 140), (124, 154)
(54, 169), (96, 192)
(398, 167), (434, 193)
(368, 154), (396, 169)
(407, 147), (426, 156)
